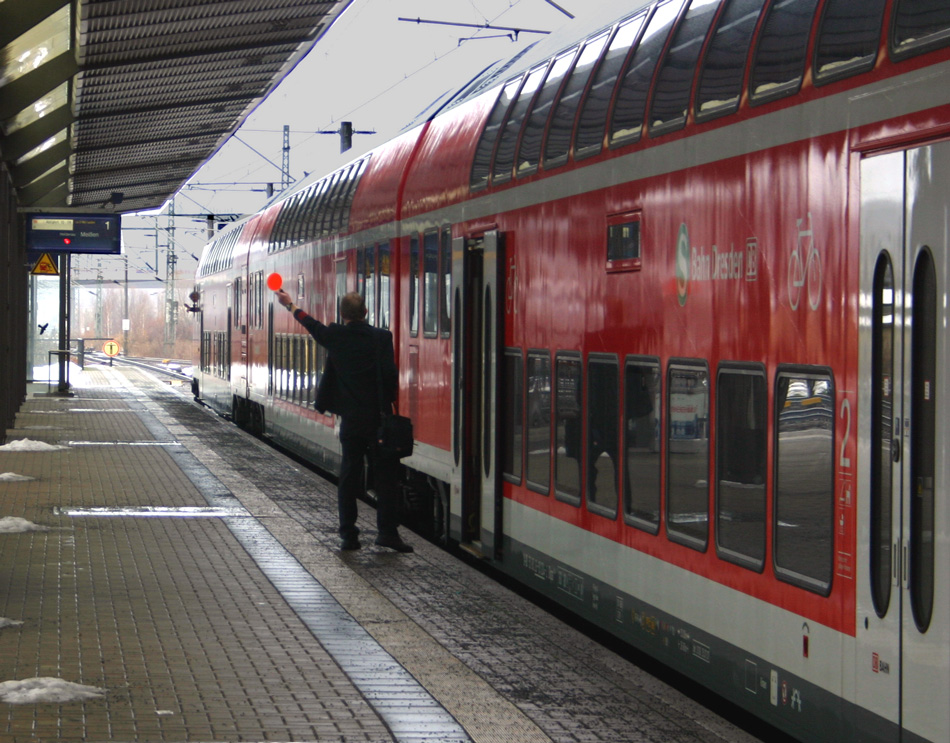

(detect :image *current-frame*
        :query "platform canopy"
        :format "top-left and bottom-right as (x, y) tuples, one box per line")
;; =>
(0, 0), (352, 214)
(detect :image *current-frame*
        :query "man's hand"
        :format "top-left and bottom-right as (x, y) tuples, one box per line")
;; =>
(275, 288), (292, 308)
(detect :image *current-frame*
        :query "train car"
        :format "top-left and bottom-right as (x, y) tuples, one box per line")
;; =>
(191, 1), (950, 740)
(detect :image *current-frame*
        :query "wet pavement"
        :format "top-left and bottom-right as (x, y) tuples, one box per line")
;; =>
(0, 363), (764, 743)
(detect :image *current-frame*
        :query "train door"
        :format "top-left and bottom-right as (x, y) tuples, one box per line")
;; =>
(450, 231), (504, 557)
(858, 143), (949, 743)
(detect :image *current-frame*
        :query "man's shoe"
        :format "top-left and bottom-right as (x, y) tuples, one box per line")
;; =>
(374, 534), (414, 553)
(340, 536), (362, 551)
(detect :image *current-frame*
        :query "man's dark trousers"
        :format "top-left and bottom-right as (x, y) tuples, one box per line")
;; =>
(338, 416), (400, 540)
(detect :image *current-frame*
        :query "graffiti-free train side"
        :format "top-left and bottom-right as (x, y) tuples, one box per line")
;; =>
(191, 2), (950, 740)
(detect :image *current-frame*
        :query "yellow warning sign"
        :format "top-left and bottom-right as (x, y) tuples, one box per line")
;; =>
(31, 253), (59, 276)
(103, 340), (120, 357)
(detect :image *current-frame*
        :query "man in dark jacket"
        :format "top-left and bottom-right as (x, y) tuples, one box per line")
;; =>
(275, 288), (412, 553)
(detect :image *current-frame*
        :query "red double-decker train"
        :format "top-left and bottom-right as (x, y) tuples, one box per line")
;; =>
(191, 1), (950, 740)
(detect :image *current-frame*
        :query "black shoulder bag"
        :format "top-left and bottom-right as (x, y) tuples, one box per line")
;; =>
(375, 333), (413, 459)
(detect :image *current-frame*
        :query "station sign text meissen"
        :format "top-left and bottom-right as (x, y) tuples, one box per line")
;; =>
(26, 214), (121, 254)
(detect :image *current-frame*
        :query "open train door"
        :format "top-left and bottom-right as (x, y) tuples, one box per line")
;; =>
(857, 143), (950, 743)
(450, 230), (505, 558)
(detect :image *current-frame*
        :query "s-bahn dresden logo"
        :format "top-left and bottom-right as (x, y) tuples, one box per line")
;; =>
(675, 223), (690, 306)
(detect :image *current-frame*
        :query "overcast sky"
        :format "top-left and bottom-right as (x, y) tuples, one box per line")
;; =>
(69, 0), (602, 290)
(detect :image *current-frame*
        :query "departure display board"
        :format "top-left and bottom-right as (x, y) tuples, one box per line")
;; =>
(26, 213), (121, 254)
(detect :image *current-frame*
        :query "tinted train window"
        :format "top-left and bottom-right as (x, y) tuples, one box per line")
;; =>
(440, 228), (452, 337)
(610, 0), (685, 148)
(650, 0), (722, 135)
(364, 247), (376, 327)
(471, 77), (522, 190)
(910, 249), (936, 632)
(587, 355), (619, 518)
(544, 30), (610, 168)
(774, 369), (834, 594)
(555, 353), (583, 505)
(423, 230), (439, 336)
(574, 15), (646, 160)
(623, 359), (661, 533)
(696, 0), (766, 121)
(516, 47), (577, 177)
(870, 253), (894, 618)
(409, 235), (419, 337)
(527, 351), (552, 493)
(749, 0), (821, 104)
(892, 0), (950, 59)
(379, 243), (391, 330)
(814, 0), (886, 84)
(607, 213), (642, 272)
(503, 349), (524, 483)
(493, 64), (547, 184)
(666, 361), (709, 550)
(716, 365), (767, 570)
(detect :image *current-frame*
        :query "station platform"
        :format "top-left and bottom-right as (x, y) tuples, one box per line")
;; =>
(0, 363), (763, 743)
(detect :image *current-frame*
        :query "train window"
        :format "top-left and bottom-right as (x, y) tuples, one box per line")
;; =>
(253, 272), (263, 329)
(623, 358), (661, 533)
(440, 228), (452, 337)
(357, 247), (365, 297)
(715, 364), (767, 571)
(306, 177), (331, 239)
(338, 158), (367, 233)
(574, 14), (647, 161)
(695, 0), (767, 121)
(379, 243), (391, 330)
(233, 277), (243, 328)
(503, 349), (525, 484)
(749, 0), (821, 105)
(555, 353), (583, 505)
(666, 361), (710, 551)
(773, 367), (834, 595)
(471, 77), (523, 191)
(910, 248), (936, 632)
(516, 47), (577, 177)
(870, 253), (894, 618)
(649, 0), (722, 136)
(493, 64), (548, 184)
(364, 247), (376, 327)
(544, 30), (610, 169)
(610, 0), (685, 148)
(335, 260), (346, 324)
(587, 355), (619, 518)
(526, 351), (552, 494)
(892, 0), (950, 60)
(409, 235), (419, 337)
(814, 0), (886, 85)
(423, 230), (439, 337)
(607, 213), (641, 272)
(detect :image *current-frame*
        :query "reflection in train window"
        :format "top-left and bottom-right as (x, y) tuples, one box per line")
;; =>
(624, 358), (661, 533)
(503, 349), (524, 484)
(774, 367), (834, 595)
(493, 64), (547, 184)
(526, 351), (552, 494)
(813, 0), (886, 84)
(423, 231), (439, 337)
(409, 235), (419, 337)
(892, 0), (950, 60)
(544, 30), (610, 168)
(471, 77), (523, 190)
(716, 365), (767, 570)
(555, 353), (583, 505)
(587, 355), (619, 518)
(870, 253), (894, 617)
(749, 0), (821, 104)
(649, 0), (721, 135)
(440, 228), (452, 337)
(666, 361), (710, 550)
(610, 0), (684, 148)
(910, 248), (936, 632)
(517, 47), (577, 177)
(696, 0), (766, 121)
(574, 14), (646, 160)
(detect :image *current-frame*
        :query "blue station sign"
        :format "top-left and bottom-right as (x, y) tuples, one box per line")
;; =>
(26, 213), (121, 254)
